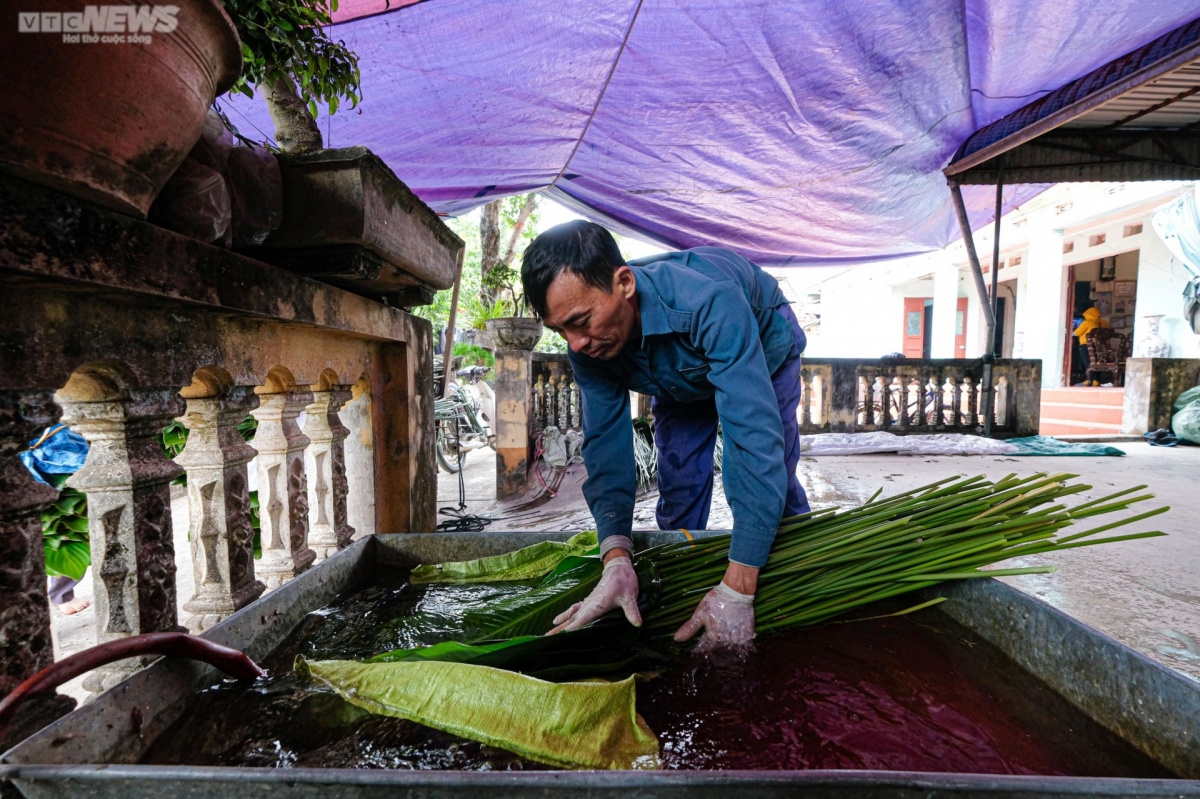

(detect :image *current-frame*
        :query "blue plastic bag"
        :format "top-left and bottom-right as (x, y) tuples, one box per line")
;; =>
(20, 425), (89, 485)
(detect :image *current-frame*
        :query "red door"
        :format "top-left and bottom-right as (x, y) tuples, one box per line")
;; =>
(954, 298), (968, 357)
(903, 298), (927, 358)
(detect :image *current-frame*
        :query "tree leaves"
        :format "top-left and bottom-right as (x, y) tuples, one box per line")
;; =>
(219, 0), (362, 119)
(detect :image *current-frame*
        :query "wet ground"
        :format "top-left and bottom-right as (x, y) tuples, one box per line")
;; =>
(142, 570), (1171, 777)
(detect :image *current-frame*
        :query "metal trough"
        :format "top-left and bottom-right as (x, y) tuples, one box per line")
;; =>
(3, 530), (1200, 798)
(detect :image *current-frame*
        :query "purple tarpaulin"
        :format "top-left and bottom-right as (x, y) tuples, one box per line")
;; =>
(221, 1), (1200, 266)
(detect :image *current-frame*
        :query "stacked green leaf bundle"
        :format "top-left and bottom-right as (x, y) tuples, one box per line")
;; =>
(641, 472), (1166, 636)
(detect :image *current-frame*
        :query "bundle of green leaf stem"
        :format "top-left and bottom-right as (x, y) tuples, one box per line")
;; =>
(641, 472), (1166, 638)
(364, 472), (1166, 672)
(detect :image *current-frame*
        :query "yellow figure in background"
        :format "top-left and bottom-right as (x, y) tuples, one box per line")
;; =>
(1073, 307), (1110, 344)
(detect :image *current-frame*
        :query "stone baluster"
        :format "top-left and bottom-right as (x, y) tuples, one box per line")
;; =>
(878, 376), (891, 429)
(251, 389), (315, 589)
(546, 375), (558, 430)
(59, 388), (186, 695)
(963, 377), (978, 428)
(800, 371), (813, 428)
(855, 375), (868, 426)
(304, 387), (355, 563)
(925, 375), (940, 428)
(0, 391), (77, 746)
(891, 377), (907, 431)
(175, 388), (265, 632)
(948, 378), (962, 427)
(571, 382), (582, 430)
(559, 377), (572, 431)
(995, 376), (1010, 428)
(532, 374), (545, 437)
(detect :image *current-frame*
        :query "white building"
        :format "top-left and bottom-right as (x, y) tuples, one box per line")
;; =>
(813, 182), (1200, 389)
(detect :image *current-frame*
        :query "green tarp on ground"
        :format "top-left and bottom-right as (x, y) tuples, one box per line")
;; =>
(298, 657), (659, 770)
(410, 531), (598, 584)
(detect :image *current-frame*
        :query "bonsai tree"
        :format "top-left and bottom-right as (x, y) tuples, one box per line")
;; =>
(221, 0), (361, 151)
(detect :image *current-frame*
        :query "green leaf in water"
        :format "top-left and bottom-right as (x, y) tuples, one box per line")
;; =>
(410, 531), (598, 584)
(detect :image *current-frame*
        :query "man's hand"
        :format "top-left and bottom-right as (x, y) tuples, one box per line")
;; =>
(547, 548), (641, 634)
(673, 562), (758, 653)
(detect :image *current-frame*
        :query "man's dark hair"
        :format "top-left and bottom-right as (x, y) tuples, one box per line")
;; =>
(521, 220), (625, 319)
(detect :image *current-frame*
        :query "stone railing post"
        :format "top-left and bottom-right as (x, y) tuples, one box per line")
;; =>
(175, 388), (265, 632)
(488, 319), (543, 500)
(251, 389), (315, 589)
(59, 388), (186, 695)
(304, 387), (355, 562)
(494, 348), (535, 499)
(0, 391), (76, 747)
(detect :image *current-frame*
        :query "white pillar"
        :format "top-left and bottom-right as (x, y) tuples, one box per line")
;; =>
(931, 255), (960, 358)
(252, 389), (316, 589)
(1018, 211), (1067, 388)
(176, 388), (265, 632)
(304, 387), (355, 563)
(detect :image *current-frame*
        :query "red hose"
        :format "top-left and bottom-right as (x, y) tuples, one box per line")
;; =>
(0, 632), (266, 739)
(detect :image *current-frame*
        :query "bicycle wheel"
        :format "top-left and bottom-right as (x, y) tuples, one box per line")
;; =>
(436, 426), (464, 474)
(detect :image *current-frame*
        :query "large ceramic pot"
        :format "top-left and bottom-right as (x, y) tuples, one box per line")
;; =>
(486, 317), (544, 350)
(0, 0), (242, 217)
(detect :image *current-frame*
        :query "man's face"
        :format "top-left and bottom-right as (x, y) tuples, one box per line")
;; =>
(542, 266), (639, 360)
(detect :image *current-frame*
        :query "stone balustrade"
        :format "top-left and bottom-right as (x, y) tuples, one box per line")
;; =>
(796, 358), (1042, 436)
(0, 174), (442, 740)
(491, 354), (1043, 498)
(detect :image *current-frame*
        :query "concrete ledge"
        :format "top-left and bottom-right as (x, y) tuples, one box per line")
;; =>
(0, 174), (412, 344)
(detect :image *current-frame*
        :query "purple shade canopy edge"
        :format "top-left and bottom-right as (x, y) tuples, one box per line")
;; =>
(219, 0), (1200, 267)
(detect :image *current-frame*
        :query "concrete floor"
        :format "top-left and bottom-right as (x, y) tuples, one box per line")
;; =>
(436, 441), (1200, 683)
(48, 440), (1199, 710)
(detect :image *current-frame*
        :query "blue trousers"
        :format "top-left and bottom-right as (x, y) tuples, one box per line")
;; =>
(652, 304), (811, 532)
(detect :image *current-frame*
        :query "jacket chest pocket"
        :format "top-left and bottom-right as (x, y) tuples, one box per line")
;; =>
(678, 363), (712, 385)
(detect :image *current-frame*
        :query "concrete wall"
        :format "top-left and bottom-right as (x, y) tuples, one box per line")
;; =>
(1133, 228), (1200, 360)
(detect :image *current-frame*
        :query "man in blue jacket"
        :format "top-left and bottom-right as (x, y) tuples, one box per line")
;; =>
(521, 221), (810, 652)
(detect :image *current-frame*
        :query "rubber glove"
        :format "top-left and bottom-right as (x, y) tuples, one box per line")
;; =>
(547, 556), (641, 634)
(673, 581), (756, 654)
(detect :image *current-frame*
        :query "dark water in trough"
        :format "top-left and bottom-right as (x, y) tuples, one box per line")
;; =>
(143, 568), (1173, 776)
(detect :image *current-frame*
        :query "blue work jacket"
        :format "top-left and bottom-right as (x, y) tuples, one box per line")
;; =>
(569, 247), (799, 567)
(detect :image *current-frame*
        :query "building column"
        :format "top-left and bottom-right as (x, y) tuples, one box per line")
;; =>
(1017, 211), (1067, 388)
(931, 255), (961, 359)
(304, 387), (355, 562)
(0, 391), (76, 747)
(60, 388), (186, 695)
(176, 388), (265, 632)
(251, 389), (316, 589)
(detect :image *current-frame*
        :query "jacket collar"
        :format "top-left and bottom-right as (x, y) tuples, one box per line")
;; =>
(632, 265), (672, 343)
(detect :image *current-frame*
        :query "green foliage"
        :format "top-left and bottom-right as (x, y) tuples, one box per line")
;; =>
(535, 328), (568, 354)
(220, 0), (362, 117)
(412, 194), (542, 330)
(452, 343), (494, 369)
(465, 297), (511, 330)
(42, 485), (90, 580)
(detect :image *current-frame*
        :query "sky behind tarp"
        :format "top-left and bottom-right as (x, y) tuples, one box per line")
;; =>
(221, 1), (1200, 267)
